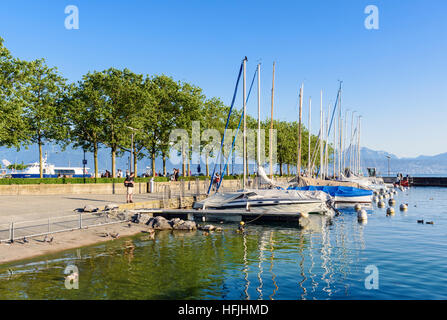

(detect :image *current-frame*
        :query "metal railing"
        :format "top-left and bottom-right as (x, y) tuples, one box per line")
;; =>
(0, 211), (126, 243)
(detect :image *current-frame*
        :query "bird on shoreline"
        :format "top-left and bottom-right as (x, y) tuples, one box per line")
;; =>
(110, 232), (119, 239)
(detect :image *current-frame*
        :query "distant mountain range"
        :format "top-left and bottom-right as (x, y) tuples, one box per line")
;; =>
(1, 144), (447, 176)
(360, 147), (447, 175)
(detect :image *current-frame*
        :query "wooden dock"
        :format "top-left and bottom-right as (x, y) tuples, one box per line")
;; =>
(131, 208), (308, 223)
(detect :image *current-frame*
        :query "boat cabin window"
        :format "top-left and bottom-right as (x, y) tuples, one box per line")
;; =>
(243, 192), (257, 198)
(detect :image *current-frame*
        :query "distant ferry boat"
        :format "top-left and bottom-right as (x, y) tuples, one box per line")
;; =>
(10, 157), (91, 178)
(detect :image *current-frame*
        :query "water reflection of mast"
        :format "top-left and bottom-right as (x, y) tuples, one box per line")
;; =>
(256, 231), (269, 300)
(242, 232), (250, 300)
(298, 233), (308, 300)
(309, 232), (318, 296)
(321, 216), (333, 296)
(268, 231), (278, 300)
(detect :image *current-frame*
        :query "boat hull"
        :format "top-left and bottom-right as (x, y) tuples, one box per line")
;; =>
(334, 195), (372, 204)
(11, 174), (92, 178)
(195, 199), (330, 215)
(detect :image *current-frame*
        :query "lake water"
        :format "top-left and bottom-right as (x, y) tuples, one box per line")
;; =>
(1, 187), (447, 300)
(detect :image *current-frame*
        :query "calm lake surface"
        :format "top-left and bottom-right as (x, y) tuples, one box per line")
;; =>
(1, 187), (447, 300)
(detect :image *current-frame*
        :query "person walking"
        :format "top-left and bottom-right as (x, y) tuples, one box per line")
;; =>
(125, 171), (135, 203)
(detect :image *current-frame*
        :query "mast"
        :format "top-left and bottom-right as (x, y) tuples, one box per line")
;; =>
(337, 93), (342, 179)
(326, 103), (330, 178)
(340, 117), (343, 176)
(269, 62), (275, 179)
(344, 109), (349, 172)
(358, 116), (362, 175)
(333, 113), (336, 178)
(257, 63), (261, 171)
(297, 84), (303, 178)
(308, 97), (311, 176)
(319, 90), (323, 179)
(243, 57), (247, 188)
(350, 111), (356, 172)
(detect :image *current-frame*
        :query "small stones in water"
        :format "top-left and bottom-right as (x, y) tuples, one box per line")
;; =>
(378, 201), (385, 208)
(399, 203), (408, 211)
(426, 221), (434, 225)
(199, 224), (216, 232)
(145, 216), (197, 231)
(417, 220), (424, 224)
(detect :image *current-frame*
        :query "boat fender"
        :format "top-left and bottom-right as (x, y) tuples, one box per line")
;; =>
(357, 209), (368, 221)
(386, 207), (395, 215)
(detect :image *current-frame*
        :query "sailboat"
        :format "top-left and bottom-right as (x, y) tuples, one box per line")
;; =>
(194, 60), (334, 216)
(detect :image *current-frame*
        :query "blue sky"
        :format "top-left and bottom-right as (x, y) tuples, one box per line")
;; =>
(1, 0), (446, 158)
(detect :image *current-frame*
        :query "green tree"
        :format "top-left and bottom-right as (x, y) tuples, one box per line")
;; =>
(0, 37), (28, 148)
(140, 75), (181, 177)
(199, 97), (228, 176)
(65, 81), (104, 178)
(177, 81), (205, 176)
(19, 59), (68, 178)
(83, 68), (147, 178)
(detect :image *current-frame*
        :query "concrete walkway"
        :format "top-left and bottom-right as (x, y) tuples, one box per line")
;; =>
(0, 193), (165, 224)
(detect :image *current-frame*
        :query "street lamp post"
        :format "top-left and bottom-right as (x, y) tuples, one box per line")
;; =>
(386, 155), (391, 177)
(126, 126), (138, 174)
(83, 149), (86, 184)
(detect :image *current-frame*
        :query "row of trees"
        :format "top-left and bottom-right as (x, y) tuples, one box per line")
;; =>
(0, 37), (329, 178)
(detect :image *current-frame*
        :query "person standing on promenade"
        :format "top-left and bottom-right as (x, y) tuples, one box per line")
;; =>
(125, 172), (135, 203)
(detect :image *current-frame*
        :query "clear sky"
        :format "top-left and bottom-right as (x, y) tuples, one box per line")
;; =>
(1, 0), (446, 158)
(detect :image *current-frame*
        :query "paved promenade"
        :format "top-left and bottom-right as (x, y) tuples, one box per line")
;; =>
(0, 193), (164, 224)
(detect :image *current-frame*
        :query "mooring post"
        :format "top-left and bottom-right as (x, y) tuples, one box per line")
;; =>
(79, 213), (83, 229)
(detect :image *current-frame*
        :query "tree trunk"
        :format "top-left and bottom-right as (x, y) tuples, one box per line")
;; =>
(182, 146), (186, 177)
(111, 146), (116, 178)
(39, 138), (43, 178)
(162, 153), (167, 176)
(205, 154), (209, 176)
(187, 153), (190, 177)
(93, 143), (98, 178)
(151, 150), (156, 178)
(287, 164), (290, 176)
(279, 162), (283, 176)
(133, 150), (138, 176)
